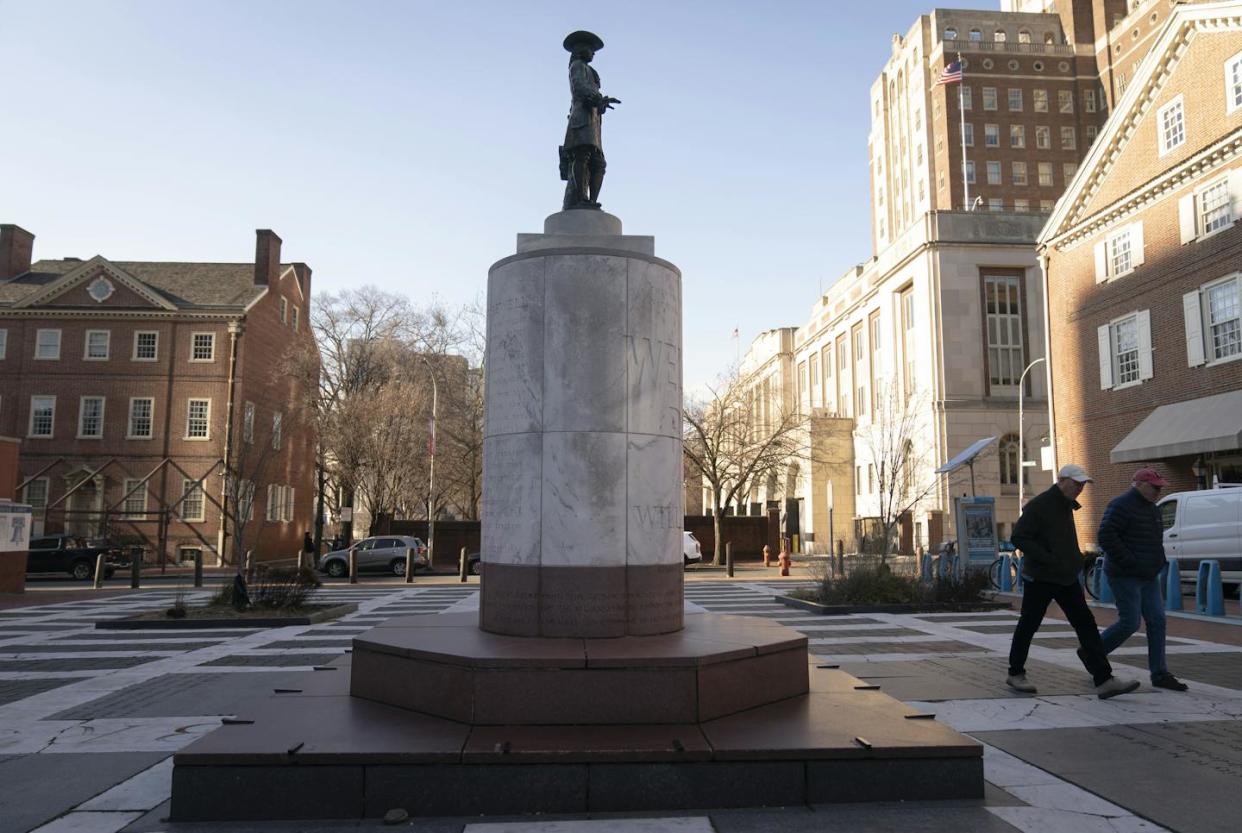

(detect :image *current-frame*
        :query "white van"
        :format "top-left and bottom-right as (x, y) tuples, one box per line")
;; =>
(1158, 486), (1242, 597)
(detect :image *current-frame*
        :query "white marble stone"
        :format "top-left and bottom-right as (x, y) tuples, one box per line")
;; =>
(626, 259), (681, 437)
(982, 744), (1064, 788)
(28, 811), (145, 833)
(987, 806), (1168, 833)
(481, 434), (543, 566)
(79, 757), (173, 811)
(542, 254), (628, 433)
(541, 431), (627, 567)
(466, 818), (714, 833)
(626, 434), (682, 566)
(486, 257), (545, 437)
(904, 697), (1112, 732)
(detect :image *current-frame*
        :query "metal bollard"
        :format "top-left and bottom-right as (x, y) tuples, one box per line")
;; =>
(459, 547), (468, 583)
(1093, 557), (1114, 603)
(725, 542), (734, 578)
(130, 550), (141, 589)
(1196, 560), (1224, 616)
(920, 551), (933, 584)
(405, 547), (415, 583)
(1164, 561), (1183, 611)
(93, 554), (106, 590)
(349, 549), (358, 585)
(244, 550), (254, 583)
(194, 550), (203, 588)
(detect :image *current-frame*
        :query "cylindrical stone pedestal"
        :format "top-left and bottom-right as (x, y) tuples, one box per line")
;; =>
(480, 210), (683, 638)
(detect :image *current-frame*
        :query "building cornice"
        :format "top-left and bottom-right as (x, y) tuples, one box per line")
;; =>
(0, 308), (248, 321)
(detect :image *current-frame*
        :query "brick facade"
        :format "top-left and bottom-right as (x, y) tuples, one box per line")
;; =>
(0, 226), (319, 566)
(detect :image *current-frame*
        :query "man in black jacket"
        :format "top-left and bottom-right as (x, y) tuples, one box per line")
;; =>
(1098, 468), (1188, 691)
(1007, 464), (1139, 699)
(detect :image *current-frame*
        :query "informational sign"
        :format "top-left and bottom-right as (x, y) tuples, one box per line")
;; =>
(954, 496), (997, 570)
(0, 502), (33, 553)
(338, 507), (353, 522)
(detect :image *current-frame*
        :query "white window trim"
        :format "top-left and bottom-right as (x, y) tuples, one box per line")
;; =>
(1194, 176), (1236, 242)
(1201, 273), (1242, 367)
(28, 395), (55, 438)
(272, 412), (282, 450)
(0, 328), (7, 360)
(1107, 313), (1144, 390)
(1158, 94), (1186, 157)
(243, 401), (255, 443)
(122, 478), (148, 520)
(185, 398), (212, 441)
(83, 329), (110, 361)
(181, 478), (206, 523)
(132, 331), (159, 362)
(1225, 49), (1242, 115)
(127, 397), (155, 440)
(279, 297), (288, 324)
(77, 396), (106, 439)
(23, 477), (49, 508)
(34, 329), (61, 361)
(189, 332), (216, 362)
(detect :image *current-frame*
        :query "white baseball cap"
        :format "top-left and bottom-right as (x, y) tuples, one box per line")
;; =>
(1058, 464), (1093, 483)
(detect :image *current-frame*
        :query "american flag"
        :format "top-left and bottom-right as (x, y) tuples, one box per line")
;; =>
(935, 61), (963, 86)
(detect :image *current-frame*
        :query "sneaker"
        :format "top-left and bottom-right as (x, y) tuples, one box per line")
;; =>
(1006, 673), (1037, 694)
(1152, 673), (1189, 692)
(1096, 676), (1141, 699)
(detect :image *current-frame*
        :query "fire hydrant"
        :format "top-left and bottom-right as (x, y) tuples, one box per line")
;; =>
(762, 545), (772, 567)
(778, 541), (792, 577)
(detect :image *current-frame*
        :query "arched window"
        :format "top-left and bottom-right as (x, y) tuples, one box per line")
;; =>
(999, 434), (1027, 488)
(994, 29), (1007, 42)
(969, 28), (983, 41)
(1044, 32), (1056, 45)
(945, 27), (958, 40)
(1018, 29), (1032, 44)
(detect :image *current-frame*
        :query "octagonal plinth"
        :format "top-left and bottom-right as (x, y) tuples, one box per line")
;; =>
(349, 612), (809, 725)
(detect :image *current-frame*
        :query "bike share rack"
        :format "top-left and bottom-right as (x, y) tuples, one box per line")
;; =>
(1162, 563), (1182, 612)
(1196, 560), (1225, 617)
(1091, 557), (1115, 604)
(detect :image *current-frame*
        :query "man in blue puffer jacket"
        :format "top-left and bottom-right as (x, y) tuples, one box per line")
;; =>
(1098, 467), (1188, 692)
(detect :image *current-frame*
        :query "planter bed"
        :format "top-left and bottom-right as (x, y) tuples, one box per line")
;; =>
(97, 603), (357, 630)
(777, 595), (1010, 616)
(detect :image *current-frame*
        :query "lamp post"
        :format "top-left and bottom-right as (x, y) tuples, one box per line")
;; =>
(1018, 357), (1047, 511)
(421, 356), (438, 571)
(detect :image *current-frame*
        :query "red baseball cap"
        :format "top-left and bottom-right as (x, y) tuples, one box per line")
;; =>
(1133, 468), (1169, 487)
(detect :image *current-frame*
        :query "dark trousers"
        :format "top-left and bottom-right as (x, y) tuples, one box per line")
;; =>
(1008, 577), (1113, 685)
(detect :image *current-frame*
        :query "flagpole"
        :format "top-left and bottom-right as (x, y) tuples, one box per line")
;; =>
(958, 53), (969, 211)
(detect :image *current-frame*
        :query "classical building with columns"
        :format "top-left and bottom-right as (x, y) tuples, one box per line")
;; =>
(0, 224), (318, 566)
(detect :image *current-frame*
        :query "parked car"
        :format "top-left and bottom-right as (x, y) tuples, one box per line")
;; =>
(319, 536), (428, 578)
(25, 535), (123, 580)
(683, 531), (702, 566)
(466, 551), (482, 575)
(1158, 486), (1242, 597)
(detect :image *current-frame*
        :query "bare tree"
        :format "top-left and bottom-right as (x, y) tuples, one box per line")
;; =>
(683, 367), (808, 565)
(858, 382), (939, 564)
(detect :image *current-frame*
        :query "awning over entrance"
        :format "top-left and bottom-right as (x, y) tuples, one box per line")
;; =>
(1110, 389), (1242, 463)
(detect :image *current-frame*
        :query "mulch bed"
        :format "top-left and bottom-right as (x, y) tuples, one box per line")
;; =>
(96, 602), (358, 629)
(777, 595), (1011, 616)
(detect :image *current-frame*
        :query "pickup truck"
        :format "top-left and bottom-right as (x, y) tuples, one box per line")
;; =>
(25, 535), (124, 580)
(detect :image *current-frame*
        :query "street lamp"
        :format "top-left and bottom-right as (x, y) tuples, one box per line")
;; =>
(421, 355), (438, 571)
(1018, 357), (1047, 511)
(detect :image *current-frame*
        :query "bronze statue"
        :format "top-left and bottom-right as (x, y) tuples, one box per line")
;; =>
(560, 30), (619, 211)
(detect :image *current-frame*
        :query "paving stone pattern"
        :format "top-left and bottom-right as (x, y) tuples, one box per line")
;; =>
(0, 678), (81, 705)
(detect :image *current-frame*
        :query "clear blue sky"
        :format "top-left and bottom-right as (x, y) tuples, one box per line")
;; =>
(1, 0), (996, 390)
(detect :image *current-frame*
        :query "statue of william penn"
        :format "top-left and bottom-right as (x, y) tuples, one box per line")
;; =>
(560, 30), (620, 211)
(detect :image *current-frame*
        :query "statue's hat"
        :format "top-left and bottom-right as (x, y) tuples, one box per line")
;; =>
(563, 30), (604, 52)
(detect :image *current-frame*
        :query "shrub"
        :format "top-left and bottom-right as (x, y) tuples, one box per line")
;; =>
(251, 565), (322, 610)
(803, 558), (991, 607)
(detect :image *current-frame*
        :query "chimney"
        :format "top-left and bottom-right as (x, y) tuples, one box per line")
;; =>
(292, 263), (312, 300)
(254, 229), (282, 286)
(0, 225), (35, 280)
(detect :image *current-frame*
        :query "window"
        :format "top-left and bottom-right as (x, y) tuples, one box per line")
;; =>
(243, 401), (255, 443)
(1094, 224), (1144, 282)
(982, 87), (997, 111)
(965, 160), (976, 184)
(28, 396), (55, 437)
(1158, 96), (1185, 155)
(1008, 88), (1022, 111)
(989, 198), (1004, 212)
(1058, 89), (1074, 113)
(1060, 126), (1076, 150)
(1040, 200), (1055, 212)
(78, 397), (104, 438)
(1099, 311), (1152, 389)
(969, 28), (982, 41)
(1018, 29), (1031, 44)
(984, 275), (1024, 389)
(84, 330), (109, 360)
(1035, 126), (1051, 149)
(1038, 163), (1054, 187)
(1200, 180), (1232, 235)
(984, 123), (1000, 147)
(999, 434), (1025, 487)
(1206, 277), (1241, 361)
(1010, 125), (1025, 148)
(986, 161), (1002, 185)
(1086, 125), (1098, 144)
(191, 333), (215, 361)
(1063, 162), (1079, 183)
(1110, 229), (1133, 276)
(122, 479), (148, 520)
(0, 328), (6, 359)
(856, 467), (863, 496)
(23, 478), (48, 511)
(1012, 161), (1028, 186)
(1227, 50), (1242, 113)
(279, 297), (288, 324)
(945, 27), (957, 40)
(35, 329), (60, 360)
(900, 287), (916, 396)
(1084, 89), (1097, 112)
(181, 479), (206, 523)
(267, 484), (284, 521)
(128, 397), (154, 439)
(808, 353), (819, 406)
(272, 413), (282, 449)
(1033, 89), (1048, 112)
(994, 28), (1006, 42)
(963, 123), (974, 146)
(292, 306), (300, 332)
(186, 398), (210, 439)
(868, 464), (875, 494)
(1014, 198), (1030, 212)
(857, 386), (867, 415)
(284, 487), (295, 522)
(961, 86), (972, 110)
(133, 331), (158, 361)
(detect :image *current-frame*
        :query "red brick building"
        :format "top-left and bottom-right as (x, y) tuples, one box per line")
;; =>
(0, 224), (318, 566)
(1039, 1), (1242, 541)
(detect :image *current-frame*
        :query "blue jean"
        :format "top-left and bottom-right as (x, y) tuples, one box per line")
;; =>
(1100, 574), (1167, 679)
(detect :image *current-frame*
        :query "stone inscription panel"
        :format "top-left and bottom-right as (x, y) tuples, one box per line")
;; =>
(626, 434), (682, 566)
(481, 433), (542, 566)
(627, 260), (682, 438)
(541, 432), (626, 568)
(542, 255), (627, 433)
(486, 258), (545, 437)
